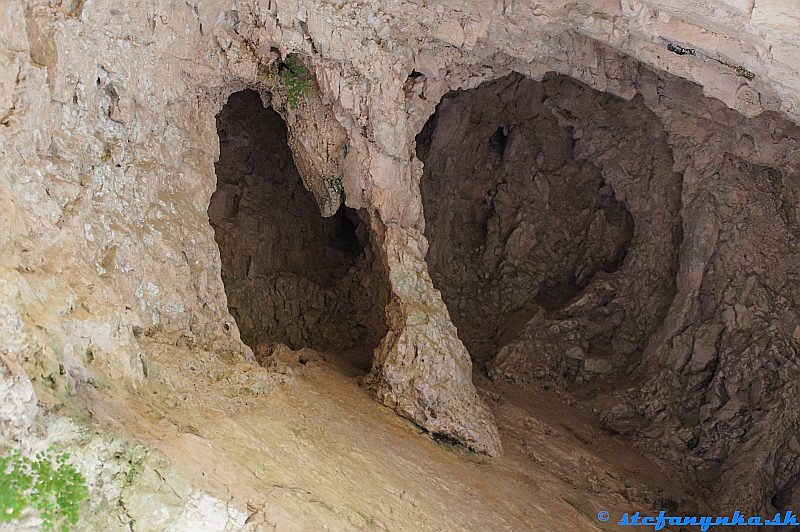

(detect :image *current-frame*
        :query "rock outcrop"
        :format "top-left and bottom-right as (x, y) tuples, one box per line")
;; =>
(2, 0), (799, 513)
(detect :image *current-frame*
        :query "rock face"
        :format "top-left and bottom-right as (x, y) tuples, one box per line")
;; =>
(419, 73), (645, 369)
(422, 68), (800, 512)
(1, 0), (800, 514)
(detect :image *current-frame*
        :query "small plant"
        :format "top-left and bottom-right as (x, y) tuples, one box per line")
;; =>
(279, 54), (312, 110)
(0, 448), (89, 531)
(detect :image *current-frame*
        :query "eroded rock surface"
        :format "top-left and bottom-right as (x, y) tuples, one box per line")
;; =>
(419, 73), (657, 372)
(209, 89), (388, 365)
(1, 0), (799, 518)
(419, 69), (800, 512)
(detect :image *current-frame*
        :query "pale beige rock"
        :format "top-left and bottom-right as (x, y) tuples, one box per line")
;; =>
(1, 0), (800, 518)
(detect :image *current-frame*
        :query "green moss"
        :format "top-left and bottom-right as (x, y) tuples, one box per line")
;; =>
(327, 175), (344, 195)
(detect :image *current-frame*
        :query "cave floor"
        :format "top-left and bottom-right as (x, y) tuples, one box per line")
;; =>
(77, 337), (700, 531)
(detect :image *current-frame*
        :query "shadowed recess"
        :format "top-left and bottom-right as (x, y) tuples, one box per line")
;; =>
(209, 89), (388, 371)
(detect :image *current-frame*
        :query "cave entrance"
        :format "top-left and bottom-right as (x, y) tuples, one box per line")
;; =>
(417, 73), (679, 382)
(209, 89), (388, 373)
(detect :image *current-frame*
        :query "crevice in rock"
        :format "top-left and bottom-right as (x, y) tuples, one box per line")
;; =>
(209, 89), (388, 372)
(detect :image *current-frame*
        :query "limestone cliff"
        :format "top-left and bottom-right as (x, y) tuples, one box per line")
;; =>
(1, 0), (799, 519)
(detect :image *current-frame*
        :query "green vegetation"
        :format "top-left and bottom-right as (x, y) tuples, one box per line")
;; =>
(280, 54), (312, 110)
(0, 448), (89, 531)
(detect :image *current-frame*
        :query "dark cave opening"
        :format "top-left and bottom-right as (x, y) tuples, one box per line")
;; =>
(208, 89), (388, 372)
(416, 68), (800, 515)
(417, 72), (678, 379)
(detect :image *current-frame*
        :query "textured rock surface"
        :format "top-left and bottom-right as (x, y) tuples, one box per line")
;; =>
(419, 73), (645, 368)
(1, 0), (800, 517)
(2, 414), (252, 531)
(209, 89), (388, 363)
(421, 69), (800, 512)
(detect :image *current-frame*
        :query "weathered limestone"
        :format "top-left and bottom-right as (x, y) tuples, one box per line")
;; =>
(1, 0), (800, 514)
(416, 67), (800, 512)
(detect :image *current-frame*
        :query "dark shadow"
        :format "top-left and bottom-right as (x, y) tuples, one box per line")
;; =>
(209, 89), (388, 373)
